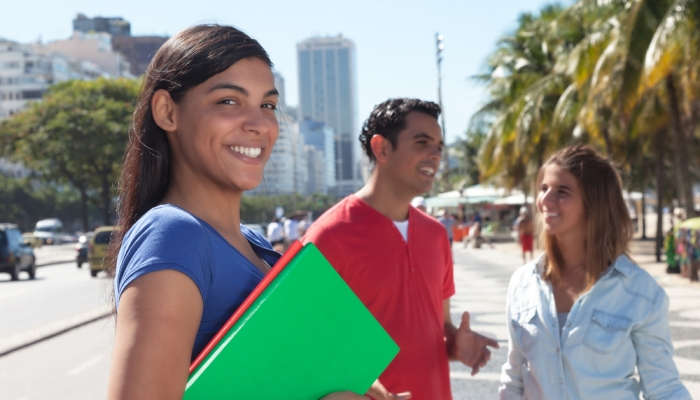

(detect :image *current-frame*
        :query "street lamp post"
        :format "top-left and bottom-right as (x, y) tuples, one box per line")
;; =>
(435, 32), (448, 183)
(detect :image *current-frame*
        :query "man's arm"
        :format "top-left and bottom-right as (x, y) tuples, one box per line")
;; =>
(443, 299), (499, 375)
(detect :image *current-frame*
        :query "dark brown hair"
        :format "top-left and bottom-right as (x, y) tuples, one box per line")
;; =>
(536, 145), (632, 288)
(359, 98), (440, 162)
(108, 25), (271, 274)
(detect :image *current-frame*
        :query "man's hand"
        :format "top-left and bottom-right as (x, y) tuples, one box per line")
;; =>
(365, 379), (412, 400)
(453, 311), (499, 375)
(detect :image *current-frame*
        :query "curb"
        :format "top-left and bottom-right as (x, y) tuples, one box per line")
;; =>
(36, 258), (75, 268)
(0, 306), (113, 358)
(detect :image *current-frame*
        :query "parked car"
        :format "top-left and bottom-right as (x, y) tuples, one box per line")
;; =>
(88, 226), (117, 277)
(21, 232), (42, 248)
(33, 218), (65, 245)
(0, 223), (36, 280)
(75, 233), (92, 268)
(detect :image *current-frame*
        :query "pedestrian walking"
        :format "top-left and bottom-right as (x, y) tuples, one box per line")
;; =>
(304, 98), (498, 400)
(514, 206), (534, 262)
(499, 145), (690, 399)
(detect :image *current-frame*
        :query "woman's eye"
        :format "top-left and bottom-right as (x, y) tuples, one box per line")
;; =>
(262, 103), (277, 111)
(219, 99), (238, 105)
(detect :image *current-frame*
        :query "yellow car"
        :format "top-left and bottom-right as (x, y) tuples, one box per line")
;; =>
(88, 226), (117, 278)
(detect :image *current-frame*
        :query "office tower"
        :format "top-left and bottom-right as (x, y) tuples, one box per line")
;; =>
(273, 70), (286, 108)
(297, 35), (358, 195)
(248, 70), (309, 196)
(300, 118), (335, 193)
(112, 36), (168, 76)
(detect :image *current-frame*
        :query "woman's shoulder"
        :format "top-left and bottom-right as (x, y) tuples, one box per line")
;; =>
(133, 204), (207, 234)
(611, 254), (665, 303)
(510, 256), (542, 285)
(121, 204), (210, 260)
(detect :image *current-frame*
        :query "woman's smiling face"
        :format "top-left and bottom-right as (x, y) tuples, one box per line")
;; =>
(167, 57), (279, 193)
(536, 163), (586, 241)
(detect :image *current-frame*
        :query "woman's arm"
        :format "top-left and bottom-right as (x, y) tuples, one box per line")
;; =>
(633, 289), (691, 400)
(108, 270), (203, 400)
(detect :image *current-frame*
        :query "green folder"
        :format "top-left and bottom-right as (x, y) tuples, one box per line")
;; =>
(184, 241), (399, 399)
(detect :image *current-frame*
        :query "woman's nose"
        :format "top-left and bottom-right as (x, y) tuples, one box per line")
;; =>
(540, 189), (555, 206)
(242, 108), (270, 135)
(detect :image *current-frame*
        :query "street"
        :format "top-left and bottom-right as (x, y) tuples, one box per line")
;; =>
(0, 241), (698, 399)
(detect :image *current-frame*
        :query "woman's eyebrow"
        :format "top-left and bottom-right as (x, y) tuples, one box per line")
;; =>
(207, 83), (279, 98)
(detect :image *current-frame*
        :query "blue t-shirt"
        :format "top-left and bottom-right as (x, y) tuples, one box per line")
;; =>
(114, 204), (280, 359)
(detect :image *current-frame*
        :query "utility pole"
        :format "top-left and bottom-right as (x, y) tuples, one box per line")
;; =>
(435, 32), (449, 182)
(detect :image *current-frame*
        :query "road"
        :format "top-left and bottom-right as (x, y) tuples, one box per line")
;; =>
(0, 244), (112, 354)
(1, 241), (698, 399)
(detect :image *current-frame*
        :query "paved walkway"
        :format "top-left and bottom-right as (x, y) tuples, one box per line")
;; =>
(448, 238), (700, 398)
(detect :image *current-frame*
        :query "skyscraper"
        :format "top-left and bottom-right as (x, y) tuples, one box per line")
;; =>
(297, 35), (358, 195)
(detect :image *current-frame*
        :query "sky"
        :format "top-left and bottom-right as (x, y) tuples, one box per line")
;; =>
(0, 0), (559, 144)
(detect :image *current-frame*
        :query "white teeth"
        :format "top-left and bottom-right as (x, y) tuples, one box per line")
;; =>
(230, 145), (262, 158)
(545, 212), (559, 217)
(420, 167), (435, 176)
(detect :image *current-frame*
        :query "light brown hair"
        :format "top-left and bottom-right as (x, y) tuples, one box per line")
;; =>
(536, 145), (632, 288)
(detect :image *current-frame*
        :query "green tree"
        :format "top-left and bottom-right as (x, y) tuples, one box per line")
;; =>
(0, 78), (139, 230)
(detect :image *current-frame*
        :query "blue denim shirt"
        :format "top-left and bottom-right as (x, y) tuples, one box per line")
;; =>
(499, 254), (690, 400)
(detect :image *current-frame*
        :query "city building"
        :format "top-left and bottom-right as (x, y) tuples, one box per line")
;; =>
(297, 35), (359, 195)
(72, 14), (131, 37)
(300, 117), (335, 193)
(273, 69), (286, 109)
(249, 116), (297, 195)
(0, 39), (51, 119)
(112, 36), (168, 76)
(305, 145), (326, 195)
(33, 32), (133, 78)
(72, 14), (166, 77)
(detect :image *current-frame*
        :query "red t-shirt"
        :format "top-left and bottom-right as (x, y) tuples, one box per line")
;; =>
(303, 195), (455, 400)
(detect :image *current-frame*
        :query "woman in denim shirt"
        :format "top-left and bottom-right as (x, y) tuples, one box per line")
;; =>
(499, 145), (690, 399)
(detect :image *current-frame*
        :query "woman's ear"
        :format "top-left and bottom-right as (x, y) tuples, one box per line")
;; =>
(151, 89), (177, 133)
(369, 134), (391, 163)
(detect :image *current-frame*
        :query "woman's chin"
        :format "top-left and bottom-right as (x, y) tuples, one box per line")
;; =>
(236, 177), (264, 192)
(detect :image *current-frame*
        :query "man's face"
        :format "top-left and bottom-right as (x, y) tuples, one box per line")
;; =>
(381, 111), (443, 196)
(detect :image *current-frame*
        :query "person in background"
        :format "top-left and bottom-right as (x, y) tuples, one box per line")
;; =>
(305, 98), (498, 400)
(437, 209), (455, 245)
(266, 217), (285, 252)
(283, 212), (301, 244)
(514, 206), (534, 263)
(499, 145), (690, 399)
(481, 216), (496, 249)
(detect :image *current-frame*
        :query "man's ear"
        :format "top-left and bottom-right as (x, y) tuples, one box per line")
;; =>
(151, 89), (177, 133)
(369, 134), (392, 163)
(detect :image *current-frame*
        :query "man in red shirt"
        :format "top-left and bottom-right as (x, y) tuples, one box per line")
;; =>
(304, 98), (498, 400)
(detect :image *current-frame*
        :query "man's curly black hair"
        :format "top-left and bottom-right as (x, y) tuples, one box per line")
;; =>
(359, 98), (441, 162)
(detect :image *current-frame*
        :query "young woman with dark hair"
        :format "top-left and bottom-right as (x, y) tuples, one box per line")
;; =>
(499, 145), (690, 399)
(107, 25), (363, 400)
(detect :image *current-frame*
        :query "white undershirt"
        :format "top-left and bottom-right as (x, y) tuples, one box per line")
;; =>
(393, 220), (409, 242)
